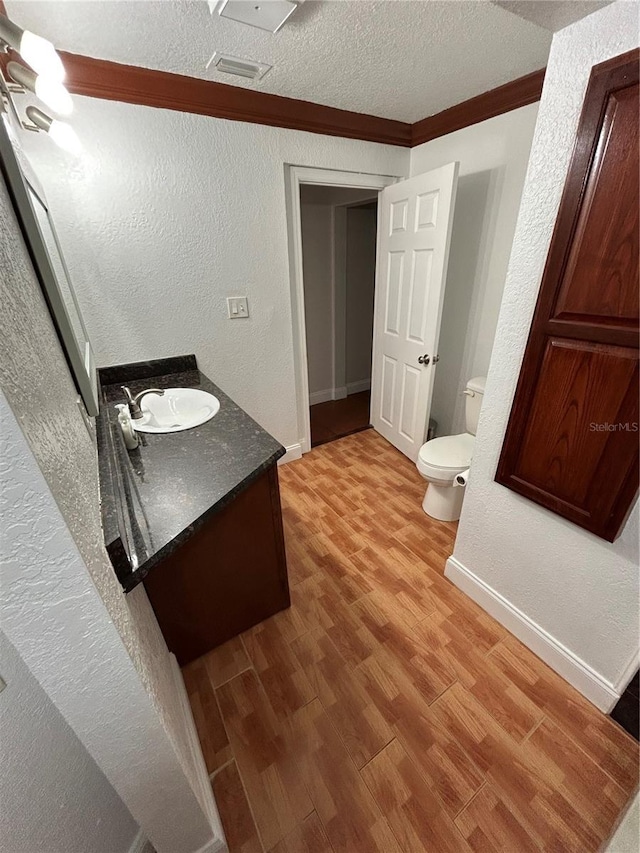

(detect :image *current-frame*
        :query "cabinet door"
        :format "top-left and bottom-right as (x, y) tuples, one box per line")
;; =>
(144, 465), (290, 665)
(496, 49), (639, 542)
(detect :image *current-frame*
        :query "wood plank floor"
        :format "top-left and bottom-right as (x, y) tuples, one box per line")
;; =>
(183, 430), (639, 852)
(310, 391), (371, 447)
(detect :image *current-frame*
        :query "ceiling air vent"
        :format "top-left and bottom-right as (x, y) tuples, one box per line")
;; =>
(206, 52), (272, 81)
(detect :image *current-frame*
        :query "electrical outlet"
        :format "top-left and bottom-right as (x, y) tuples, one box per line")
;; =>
(227, 297), (249, 319)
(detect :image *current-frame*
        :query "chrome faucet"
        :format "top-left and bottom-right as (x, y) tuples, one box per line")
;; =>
(121, 386), (165, 419)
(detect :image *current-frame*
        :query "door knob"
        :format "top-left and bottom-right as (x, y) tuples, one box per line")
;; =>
(418, 354), (430, 365)
(433, 355), (440, 364)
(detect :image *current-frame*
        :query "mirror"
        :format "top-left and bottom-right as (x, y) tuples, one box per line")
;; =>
(0, 112), (99, 416)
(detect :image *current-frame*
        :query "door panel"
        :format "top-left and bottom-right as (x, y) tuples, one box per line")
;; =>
(380, 355), (397, 427)
(416, 190), (439, 230)
(407, 249), (434, 344)
(384, 252), (404, 335)
(371, 163), (459, 460)
(554, 86), (639, 327)
(399, 364), (421, 441)
(496, 49), (639, 542)
(515, 339), (638, 509)
(390, 198), (409, 233)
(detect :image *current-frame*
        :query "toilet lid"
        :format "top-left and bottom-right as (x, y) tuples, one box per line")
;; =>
(419, 433), (474, 468)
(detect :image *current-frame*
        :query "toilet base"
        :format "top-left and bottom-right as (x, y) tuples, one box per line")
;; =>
(422, 482), (465, 522)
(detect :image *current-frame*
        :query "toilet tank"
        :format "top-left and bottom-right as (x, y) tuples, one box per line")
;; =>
(464, 377), (486, 435)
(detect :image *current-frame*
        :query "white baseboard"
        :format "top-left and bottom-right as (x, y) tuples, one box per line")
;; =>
(128, 829), (149, 853)
(309, 382), (369, 405)
(194, 837), (228, 853)
(169, 655), (228, 852)
(309, 389), (333, 406)
(346, 379), (371, 395)
(613, 649), (640, 697)
(309, 386), (349, 406)
(444, 556), (620, 712)
(278, 443), (303, 465)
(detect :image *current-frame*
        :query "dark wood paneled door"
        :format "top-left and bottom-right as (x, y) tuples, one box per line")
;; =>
(496, 49), (639, 542)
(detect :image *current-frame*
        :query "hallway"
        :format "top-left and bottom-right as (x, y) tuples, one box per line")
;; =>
(184, 431), (638, 852)
(310, 390), (371, 447)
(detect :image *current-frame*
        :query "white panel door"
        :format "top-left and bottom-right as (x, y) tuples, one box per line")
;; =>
(371, 162), (459, 461)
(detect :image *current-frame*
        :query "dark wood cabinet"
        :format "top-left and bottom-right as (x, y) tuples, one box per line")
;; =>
(144, 464), (290, 665)
(496, 49), (639, 542)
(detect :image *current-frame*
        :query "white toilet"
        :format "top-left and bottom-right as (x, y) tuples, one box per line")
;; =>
(416, 377), (486, 521)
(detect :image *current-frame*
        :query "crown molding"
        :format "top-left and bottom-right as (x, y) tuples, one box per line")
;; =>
(60, 52), (546, 147)
(411, 67), (546, 146)
(58, 50), (413, 147)
(0, 3), (545, 151)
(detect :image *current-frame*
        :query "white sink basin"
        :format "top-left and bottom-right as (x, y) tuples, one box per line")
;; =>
(132, 388), (220, 433)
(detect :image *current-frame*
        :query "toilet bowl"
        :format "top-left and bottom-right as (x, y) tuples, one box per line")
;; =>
(417, 433), (474, 520)
(416, 377), (485, 521)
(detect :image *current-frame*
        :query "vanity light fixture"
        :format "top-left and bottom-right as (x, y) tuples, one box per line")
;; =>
(0, 13), (65, 81)
(25, 105), (81, 155)
(0, 12), (79, 153)
(7, 61), (73, 115)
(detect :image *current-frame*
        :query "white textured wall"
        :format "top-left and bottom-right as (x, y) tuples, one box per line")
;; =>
(0, 393), (220, 853)
(605, 792), (640, 852)
(301, 201), (334, 396)
(0, 178), (194, 786)
(18, 100), (408, 447)
(409, 104), (539, 436)
(451, 2), (639, 690)
(0, 631), (138, 853)
(0, 179), (223, 852)
(345, 205), (377, 387)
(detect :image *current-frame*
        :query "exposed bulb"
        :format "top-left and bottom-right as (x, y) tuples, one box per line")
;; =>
(48, 119), (82, 155)
(34, 76), (73, 116)
(7, 61), (73, 116)
(19, 30), (65, 82)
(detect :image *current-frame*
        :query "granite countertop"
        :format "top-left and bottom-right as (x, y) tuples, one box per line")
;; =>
(96, 355), (285, 591)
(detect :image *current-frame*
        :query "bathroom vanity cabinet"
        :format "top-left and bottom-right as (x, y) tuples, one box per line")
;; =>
(97, 355), (290, 665)
(143, 464), (289, 665)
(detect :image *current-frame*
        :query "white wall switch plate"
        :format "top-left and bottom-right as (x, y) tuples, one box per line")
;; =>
(227, 296), (249, 319)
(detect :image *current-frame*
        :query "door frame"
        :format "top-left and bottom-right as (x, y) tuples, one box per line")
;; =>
(285, 165), (400, 455)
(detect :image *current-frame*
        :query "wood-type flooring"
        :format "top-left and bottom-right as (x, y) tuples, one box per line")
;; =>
(183, 430), (639, 852)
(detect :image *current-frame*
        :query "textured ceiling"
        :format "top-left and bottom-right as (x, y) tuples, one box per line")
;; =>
(5, 1), (553, 122)
(493, 0), (611, 33)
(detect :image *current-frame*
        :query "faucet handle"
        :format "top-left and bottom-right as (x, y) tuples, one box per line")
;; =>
(121, 385), (144, 419)
(121, 387), (165, 419)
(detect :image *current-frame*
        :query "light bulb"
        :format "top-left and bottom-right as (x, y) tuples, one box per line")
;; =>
(48, 120), (82, 155)
(34, 76), (73, 116)
(26, 107), (81, 155)
(8, 61), (73, 116)
(19, 30), (65, 82)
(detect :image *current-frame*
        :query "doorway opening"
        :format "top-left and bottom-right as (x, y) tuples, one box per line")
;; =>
(285, 166), (398, 455)
(299, 186), (379, 447)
